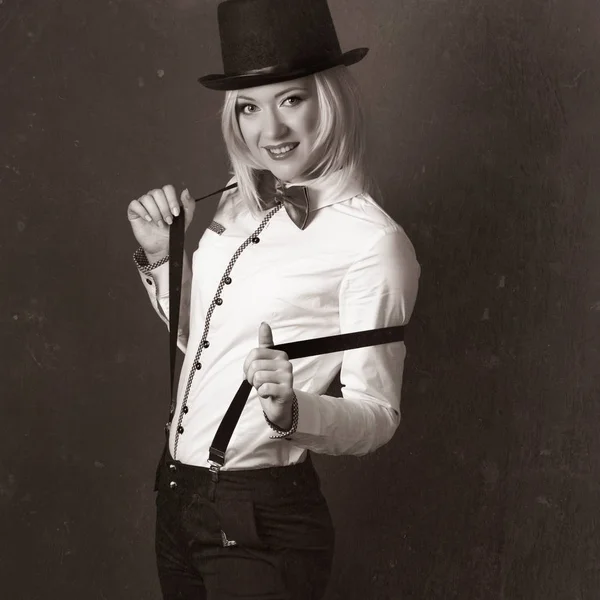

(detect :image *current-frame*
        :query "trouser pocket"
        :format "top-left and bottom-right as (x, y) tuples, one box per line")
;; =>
(216, 497), (265, 548)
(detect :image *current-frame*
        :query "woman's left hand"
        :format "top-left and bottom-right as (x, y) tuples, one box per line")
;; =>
(243, 322), (295, 430)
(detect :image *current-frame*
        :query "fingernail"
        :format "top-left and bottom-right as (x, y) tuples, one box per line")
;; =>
(166, 216), (173, 225)
(173, 206), (180, 217)
(157, 220), (164, 228)
(145, 215), (152, 222)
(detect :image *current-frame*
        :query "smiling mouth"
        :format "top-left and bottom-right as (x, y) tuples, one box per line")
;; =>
(264, 142), (299, 159)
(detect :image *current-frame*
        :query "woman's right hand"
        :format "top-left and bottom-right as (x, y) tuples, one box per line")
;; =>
(127, 185), (195, 261)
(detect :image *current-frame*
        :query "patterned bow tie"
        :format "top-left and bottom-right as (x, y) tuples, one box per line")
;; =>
(256, 171), (310, 230)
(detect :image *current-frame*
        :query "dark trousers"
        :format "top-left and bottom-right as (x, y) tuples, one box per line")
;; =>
(155, 452), (335, 600)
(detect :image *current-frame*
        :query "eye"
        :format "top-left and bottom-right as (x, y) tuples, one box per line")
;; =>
(282, 95), (302, 107)
(238, 103), (258, 115)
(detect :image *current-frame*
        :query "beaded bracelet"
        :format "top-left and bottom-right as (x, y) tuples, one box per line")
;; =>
(264, 393), (299, 439)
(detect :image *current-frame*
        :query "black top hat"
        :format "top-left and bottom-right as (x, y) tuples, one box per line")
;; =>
(198, 0), (368, 91)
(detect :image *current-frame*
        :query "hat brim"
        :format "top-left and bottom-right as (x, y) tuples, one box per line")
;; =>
(198, 47), (368, 91)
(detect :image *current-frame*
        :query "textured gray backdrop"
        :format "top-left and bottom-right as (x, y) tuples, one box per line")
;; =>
(2, 0), (599, 598)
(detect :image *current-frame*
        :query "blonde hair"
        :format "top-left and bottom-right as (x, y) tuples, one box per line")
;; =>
(220, 65), (372, 211)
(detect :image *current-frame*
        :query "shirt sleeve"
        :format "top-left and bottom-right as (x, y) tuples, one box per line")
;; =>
(133, 247), (192, 353)
(289, 227), (420, 455)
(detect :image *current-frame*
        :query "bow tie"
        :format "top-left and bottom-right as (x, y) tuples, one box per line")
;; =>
(256, 171), (310, 230)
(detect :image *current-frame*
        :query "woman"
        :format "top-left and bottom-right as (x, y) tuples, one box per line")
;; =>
(127, 0), (420, 598)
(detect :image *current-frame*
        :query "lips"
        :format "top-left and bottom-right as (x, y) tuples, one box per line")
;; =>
(264, 142), (299, 159)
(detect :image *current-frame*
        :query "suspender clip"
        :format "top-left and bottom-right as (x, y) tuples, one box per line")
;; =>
(208, 447), (225, 482)
(208, 461), (221, 482)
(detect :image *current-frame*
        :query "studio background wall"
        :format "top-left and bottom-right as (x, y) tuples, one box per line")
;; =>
(2, 0), (599, 598)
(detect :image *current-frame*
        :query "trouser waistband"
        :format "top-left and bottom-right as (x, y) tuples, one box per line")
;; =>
(155, 449), (319, 501)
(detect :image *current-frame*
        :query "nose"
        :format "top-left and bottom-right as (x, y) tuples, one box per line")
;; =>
(261, 107), (289, 140)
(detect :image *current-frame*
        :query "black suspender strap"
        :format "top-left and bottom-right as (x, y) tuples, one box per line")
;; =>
(168, 212), (185, 416)
(167, 184), (236, 422)
(167, 183), (405, 476)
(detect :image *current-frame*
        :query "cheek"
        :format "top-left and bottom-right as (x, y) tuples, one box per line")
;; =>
(238, 119), (258, 149)
(299, 103), (319, 140)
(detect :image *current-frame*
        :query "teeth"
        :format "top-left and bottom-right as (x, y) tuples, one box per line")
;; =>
(268, 144), (295, 155)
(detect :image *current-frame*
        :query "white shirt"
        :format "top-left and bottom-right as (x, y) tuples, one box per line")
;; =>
(136, 176), (420, 470)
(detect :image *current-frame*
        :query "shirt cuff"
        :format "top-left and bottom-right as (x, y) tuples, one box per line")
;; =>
(292, 389), (322, 438)
(133, 247), (171, 299)
(263, 392), (299, 440)
(132, 247), (169, 274)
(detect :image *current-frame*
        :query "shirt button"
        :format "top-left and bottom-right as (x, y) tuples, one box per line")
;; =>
(203, 340), (210, 348)
(215, 298), (223, 306)
(224, 277), (232, 285)
(183, 406), (189, 414)
(169, 481), (178, 489)
(177, 425), (184, 434)
(252, 236), (260, 244)
(195, 362), (202, 370)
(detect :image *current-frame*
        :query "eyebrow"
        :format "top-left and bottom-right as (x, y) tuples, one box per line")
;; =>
(236, 87), (307, 103)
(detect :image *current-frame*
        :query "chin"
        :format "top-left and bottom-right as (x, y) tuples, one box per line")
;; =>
(268, 163), (306, 183)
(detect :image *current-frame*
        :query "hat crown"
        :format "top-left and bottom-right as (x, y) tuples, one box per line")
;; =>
(218, 0), (342, 75)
